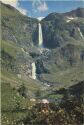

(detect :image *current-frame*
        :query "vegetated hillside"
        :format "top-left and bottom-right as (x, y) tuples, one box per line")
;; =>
(39, 8), (84, 85)
(2, 80), (84, 125)
(1, 2), (84, 125)
(42, 8), (84, 48)
(1, 2), (84, 91)
(64, 8), (84, 17)
(1, 2), (44, 97)
(1, 2), (39, 47)
(1, 3), (45, 124)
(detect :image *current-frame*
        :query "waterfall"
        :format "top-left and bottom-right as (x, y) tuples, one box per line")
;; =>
(78, 27), (84, 39)
(39, 23), (43, 47)
(31, 62), (36, 79)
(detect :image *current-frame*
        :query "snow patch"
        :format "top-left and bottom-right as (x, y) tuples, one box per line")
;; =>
(66, 16), (77, 23)
(37, 17), (44, 21)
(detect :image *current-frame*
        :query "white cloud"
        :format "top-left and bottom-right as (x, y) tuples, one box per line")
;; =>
(1, 0), (18, 7)
(1, 0), (27, 15)
(37, 2), (48, 12)
(32, 0), (48, 13)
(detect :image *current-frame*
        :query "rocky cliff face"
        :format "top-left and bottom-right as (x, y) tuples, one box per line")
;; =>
(41, 8), (84, 49)
(1, 3), (84, 124)
(1, 2), (40, 80)
(38, 8), (84, 84)
(1, 2), (84, 87)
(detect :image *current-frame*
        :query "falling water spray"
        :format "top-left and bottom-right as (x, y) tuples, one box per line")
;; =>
(31, 62), (36, 79)
(38, 23), (43, 47)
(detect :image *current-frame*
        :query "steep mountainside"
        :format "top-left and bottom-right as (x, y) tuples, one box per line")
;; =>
(1, 2), (84, 91)
(1, 2), (43, 97)
(1, 2), (84, 125)
(42, 8), (84, 48)
(1, 2), (39, 47)
(64, 8), (84, 17)
(38, 8), (84, 84)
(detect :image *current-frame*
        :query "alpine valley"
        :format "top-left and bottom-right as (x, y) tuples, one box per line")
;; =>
(1, 2), (84, 125)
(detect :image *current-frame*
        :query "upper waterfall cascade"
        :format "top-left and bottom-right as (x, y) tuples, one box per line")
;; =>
(39, 23), (43, 47)
(31, 62), (36, 79)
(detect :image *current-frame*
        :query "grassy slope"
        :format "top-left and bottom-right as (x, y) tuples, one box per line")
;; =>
(1, 45), (43, 125)
(1, 2), (38, 50)
(1, 5), (42, 124)
(1, 40), (43, 125)
(1, 82), (35, 125)
(41, 41), (84, 88)
(1, 4), (84, 124)
(1, 40), (43, 93)
(40, 15), (84, 86)
(1, 40), (21, 58)
(42, 65), (84, 88)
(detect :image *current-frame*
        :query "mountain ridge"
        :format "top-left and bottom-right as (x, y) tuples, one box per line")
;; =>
(1, 3), (84, 125)
(1, 2), (84, 88)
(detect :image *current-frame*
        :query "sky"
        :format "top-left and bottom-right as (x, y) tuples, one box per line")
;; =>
(1, 0), (84, 18)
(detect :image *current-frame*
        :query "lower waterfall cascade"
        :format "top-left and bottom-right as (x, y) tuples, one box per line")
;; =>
(77, 27), (84, 39)
(31, 62), (36, 79)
